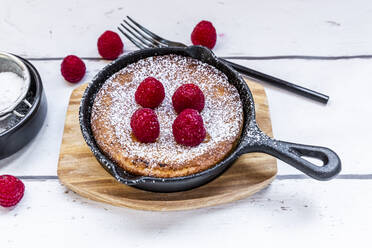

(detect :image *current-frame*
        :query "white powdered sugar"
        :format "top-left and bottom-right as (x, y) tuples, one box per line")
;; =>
(91, 55), (243, 167)
(0, 72), (26, 111)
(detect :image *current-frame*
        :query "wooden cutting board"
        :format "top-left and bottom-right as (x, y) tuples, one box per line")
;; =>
(57, 78), (277, 211)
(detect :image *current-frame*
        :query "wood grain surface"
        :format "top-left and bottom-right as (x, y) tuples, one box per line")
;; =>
(57, 78), (277, 211)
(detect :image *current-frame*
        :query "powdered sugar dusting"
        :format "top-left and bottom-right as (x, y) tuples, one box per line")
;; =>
(91, 55), (243, 168)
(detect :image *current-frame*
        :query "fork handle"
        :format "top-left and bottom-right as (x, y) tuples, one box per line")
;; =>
(220, 58), (329, 104)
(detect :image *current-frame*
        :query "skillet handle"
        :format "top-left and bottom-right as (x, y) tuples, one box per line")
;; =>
(239, 129), (341, 180)
(264, 140), (341, 180)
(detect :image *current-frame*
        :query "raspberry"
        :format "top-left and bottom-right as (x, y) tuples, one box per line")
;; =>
(172, 84), (205, 114)
(97, 30), (124, 60)
(61, 55), (86, 83)
(191, 20), (217, 49)
(135, 77), (165, 108)
(172, 109), (206, 147)
(130, 108), (160, 143)
(0, 175), (25, 208)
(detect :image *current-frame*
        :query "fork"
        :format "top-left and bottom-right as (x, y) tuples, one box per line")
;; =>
(118, 16), (329, 104)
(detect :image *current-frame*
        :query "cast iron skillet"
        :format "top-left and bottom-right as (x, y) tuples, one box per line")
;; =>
(80, 46), (341, 193)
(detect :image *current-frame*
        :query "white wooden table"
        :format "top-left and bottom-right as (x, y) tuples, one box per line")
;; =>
(1, 0), (371, 247)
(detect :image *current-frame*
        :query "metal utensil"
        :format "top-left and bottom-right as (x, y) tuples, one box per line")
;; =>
(0, 52), (32, 121)
(117, 16), (329, 104)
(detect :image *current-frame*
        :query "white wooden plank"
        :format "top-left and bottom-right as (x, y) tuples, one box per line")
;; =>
(0, 179), (370, 247)
(0, 58), (371, 175)
(1, 0), (372, 57)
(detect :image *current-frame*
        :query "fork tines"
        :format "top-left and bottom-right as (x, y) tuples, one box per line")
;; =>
(118, 16), (187, 49)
